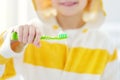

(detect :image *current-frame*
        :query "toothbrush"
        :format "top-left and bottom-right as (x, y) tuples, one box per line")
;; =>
(11, 32), (68, 40)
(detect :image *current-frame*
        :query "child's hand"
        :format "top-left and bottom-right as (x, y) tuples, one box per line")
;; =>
(12, 24), (41, 47)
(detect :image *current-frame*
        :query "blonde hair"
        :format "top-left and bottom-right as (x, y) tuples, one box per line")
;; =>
(32, 0), (106, 22)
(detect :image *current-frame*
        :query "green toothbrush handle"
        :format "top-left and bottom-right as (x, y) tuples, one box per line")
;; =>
(11, 32), (19, 40)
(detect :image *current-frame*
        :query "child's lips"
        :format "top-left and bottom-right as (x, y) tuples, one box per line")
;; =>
(59, 2), (78, 7)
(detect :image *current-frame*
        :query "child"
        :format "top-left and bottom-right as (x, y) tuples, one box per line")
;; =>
(0, 0), (119, 80)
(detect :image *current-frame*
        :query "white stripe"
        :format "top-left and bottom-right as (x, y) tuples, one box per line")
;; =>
(101, 60), (119, 80)
(71, 29), (115, 54)
(12, 63), (101, 80)
(60, 72), (100, 80)
(0, 64), (5, 77)
(0, 27), (15, 58)
(7, 74), (24, 80)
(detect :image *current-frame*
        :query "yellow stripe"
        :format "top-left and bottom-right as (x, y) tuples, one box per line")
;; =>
(100, 0), (106, 16)
(0, 31), (9, 65)
(0, 55), (10, 64)
(0, 31), (6, 47)
(24, 41), (67, 70)
(0, 78), (5, 80)
(24, 41), (117, 74)
(64, 47), (116, 74)
(109, 49), (118, 62)
(0, 36), (4, 47)
(32, 0), (37, 11)
(1, 58), (16, 79)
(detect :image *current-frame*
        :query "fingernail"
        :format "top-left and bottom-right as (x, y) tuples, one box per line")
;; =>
(36, 43), (40, 48)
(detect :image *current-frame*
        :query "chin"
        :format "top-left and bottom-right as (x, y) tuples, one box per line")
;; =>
(59, 11), (79, 17)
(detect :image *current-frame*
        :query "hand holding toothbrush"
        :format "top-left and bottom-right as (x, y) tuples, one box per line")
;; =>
(11, 24), (68, 52)
(11, 24), (41, 53)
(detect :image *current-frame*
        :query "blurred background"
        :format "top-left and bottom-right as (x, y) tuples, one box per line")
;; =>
(0, 0), (120, 58)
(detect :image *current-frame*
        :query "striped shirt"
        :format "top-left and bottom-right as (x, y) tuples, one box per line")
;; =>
(0, 16), (119, 80)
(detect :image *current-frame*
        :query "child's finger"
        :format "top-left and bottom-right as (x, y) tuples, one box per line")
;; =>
(33, 27), (41, 47)
(28, 25), (36, 43)
(18, 25), (23, 42)
(23, 25), (29, 44)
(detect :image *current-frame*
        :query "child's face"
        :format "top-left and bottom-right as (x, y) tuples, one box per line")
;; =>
(51, 0), (88, 16)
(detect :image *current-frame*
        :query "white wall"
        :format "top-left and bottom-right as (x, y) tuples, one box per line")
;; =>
(103, 0), (120, 22)
(0, 0), (18, 33)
